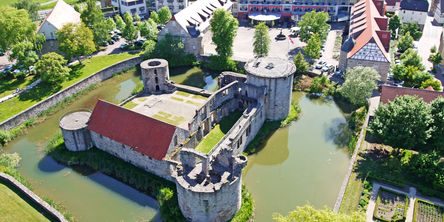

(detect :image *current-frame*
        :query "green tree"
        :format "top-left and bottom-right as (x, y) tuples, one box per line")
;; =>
(142, 39), (156, 57)
(401, 22), (422, 40)
(107, 17), (116, 31)
(421, 79), (442, 91)
(139, 18), (158, 40)
(253, 22), (270, 57)
(339, 66), (380, 106)
(431, 45), (437, 53)
(56, 23), (96, 64)
(393, 64), (432, 88)
(293, 51), (308, 74)
(81, 0), (112, 47)
(298, 11), (330, 42)
(144, 34), (195, 67)
(429, 97), (444, 152)
(429, 52), (442, 68)
(304, 33), (322, 61)
(388, 15), (401, 38)
(32, 33), (46, 54)
(272, 205), (365, 222)
(368, 95), (434, 150)
(9, 42), (38, 70)
(13, 0), (39, 21)
(80, 0), (102, 28)
(122, 12), (138, 44)
(401, 48), (425, 71)
(210, 9), (239, 58)
(158, 7), (172, 24)
(150, 11), (159, 24)
(134, 14), (141, 22)
(115, 14), (125, 30)
(0, 7), (36, 51)
(397, 32), (413, 53)
(35, 52), (71, 85)
(408, 151), (443, 185)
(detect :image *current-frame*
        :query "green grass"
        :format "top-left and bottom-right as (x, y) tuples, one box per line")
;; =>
(186, 100), (201, 106)
(195, 111), (243, 153)
(175, 91), (191, 97)
(192, 94), (208, 100)
(122, 101), (137, 109)
(339, 172), (364, 214)
(136, 97), (147, 102)
(39, 0), (84, 10)
(0, 53), (139, 122)
(152, 111), (186, 126)
(0, 182), (51, 222)
(170, 96), (184, 102)
(0, 76), (36, 98)
(0, 0), (17, 6)
(230, 184), (254, 222)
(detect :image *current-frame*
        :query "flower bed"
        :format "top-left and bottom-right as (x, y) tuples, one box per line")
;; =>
(414, 199), (443, 222)
(373, 188), (408, 221)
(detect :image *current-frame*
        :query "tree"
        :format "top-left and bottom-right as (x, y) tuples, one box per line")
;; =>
(293, 51), (308, 74)
(13, 0), (39, 21)
(431, 45), (437, 53)
(339, 66), (380, 106)
(368, 95), (433, 150)
(32, 33), (46, 54)
(401, 22), (422, 40)
(158, 7), (172, 24)
(35, 52), (71, 85)
(134, 14), (141, 22)
(272, 205), (365, 222)
(0, 7), (36, 51)
(150, 11), (159, 24)
(388, 15), (401, 38)
(429, 97), (444, 152)
(107, 17), (116, 31)
(9, 42), (38, 70)
(122, 12), (138, 44)
(393, 64), (432, 88)
(304, 33), (322, 61)
(56, 23), (96, 64)
(210, 9), (239, 58)
(253, 22), (270, 57)
(81, 0), (112, 47)
(115, 14), (125, 30)
(142, 39), (156, 57)
(144, 34), (195, 67)
(139, 18), (158, 40)
(421, 79), (442, 91)
(397, 32), (413, 53)
(298, 11), (330, 42)
(401, 48), (425, 71)
(429, 52), (442, 68)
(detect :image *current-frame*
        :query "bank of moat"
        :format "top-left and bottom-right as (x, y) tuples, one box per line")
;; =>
(59, 57), (295, 222)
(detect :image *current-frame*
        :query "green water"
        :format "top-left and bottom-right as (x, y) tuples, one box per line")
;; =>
(170, 66), (218, 91)
(243, 92), (351, 221)
(3, 70), (162, 222)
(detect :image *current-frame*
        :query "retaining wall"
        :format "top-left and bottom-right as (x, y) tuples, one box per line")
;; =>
(0, 172), (67, 222)
(0, 56), (143, 130)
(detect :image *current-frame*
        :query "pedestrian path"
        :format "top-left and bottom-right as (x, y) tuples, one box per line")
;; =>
(0, 79), (41, 103)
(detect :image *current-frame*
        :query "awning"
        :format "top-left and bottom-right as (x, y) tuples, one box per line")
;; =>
(248, 13), (281, 21)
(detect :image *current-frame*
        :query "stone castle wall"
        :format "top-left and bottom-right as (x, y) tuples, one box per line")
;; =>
(61, 128), (92, 152)
(346, 58), (390, 81)
(0, 56), (143, 130)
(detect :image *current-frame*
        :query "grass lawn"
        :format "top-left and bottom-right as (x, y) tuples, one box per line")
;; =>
(0, 53), (139, 122)
(39, 0), (84, 10)
(0, 76), (36, 98)
(0, 182), (50, 222)
(195, 111), (243, 153)
(339, 171), (363, 214)
(0, 0), (17, 6)
(152, 111), (186, 126)
(122, 100), (137, 109)
(175, 91), (191, 97)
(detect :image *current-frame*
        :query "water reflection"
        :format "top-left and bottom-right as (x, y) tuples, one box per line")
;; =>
(325, 118), (351, 148)
(170, 66), (219, 91)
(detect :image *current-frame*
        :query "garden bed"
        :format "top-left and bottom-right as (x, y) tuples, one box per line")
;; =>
(374, 188), (408, 222)
(414, 199), (443, 222)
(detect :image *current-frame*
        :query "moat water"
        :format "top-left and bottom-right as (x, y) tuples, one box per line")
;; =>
(3, 66), (351, 221)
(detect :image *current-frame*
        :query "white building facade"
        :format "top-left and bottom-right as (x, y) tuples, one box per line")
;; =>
(156, 0), (189, 14)
(37, 0), (81, 40)
(111, 0), (147, 16)
(398, 0), (429, 27)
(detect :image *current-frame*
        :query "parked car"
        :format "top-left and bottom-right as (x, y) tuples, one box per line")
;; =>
(387, 72), (394, 81)
(108, 38), (114, 44)
(113, 29), (122, 36)
(322, 64), (334, 73)
(120, 43), (128, 50)
(0, 50), (4, 56)
(135, 39), (146, 47)
(395, 59), (400, 64)
(1, 65), (13, 74)
(394, 79), (404, 87)
(315, 61), (326, 69)
(111, 35), (120, 41)
(334, 70), (343, 76)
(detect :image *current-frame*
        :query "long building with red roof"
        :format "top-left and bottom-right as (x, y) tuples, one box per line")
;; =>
(339, 0), (391, 81)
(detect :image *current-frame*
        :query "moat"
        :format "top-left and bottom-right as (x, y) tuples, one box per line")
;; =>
(3, 68), (351, 221)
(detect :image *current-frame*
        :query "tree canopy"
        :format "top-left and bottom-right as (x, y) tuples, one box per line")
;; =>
(210, 9), (239, 58)
(36, 52), (71, 85)
(56, 23), (96, 64)
(0, 7), (36, 51)
(253, 22), (270, 57)
(158, 7), (172, 24)
(304, 33), (322, 60)
(13, 0), (39, 21)
(397, 32), (413, 53)
(339, 66), (380, 106)
(9, 42), (38, 70)
(429, 97), (444, 151)
(122, 12), (138, 44)
(368, 95), (434, 150)
(400, 22), (422, 40)
(150, 11), (160, 24)
(400, 48), (425, 71)
(388, 15), (401, 38)
(115, 14), (125, 30)
(139, 18), (158, 41)
(81, 0), (112, 47)
(298, 11), (330, 42)
(272, 205), (365, 222)
(144, 34), (195, 67)
(293, 51), (308, 74)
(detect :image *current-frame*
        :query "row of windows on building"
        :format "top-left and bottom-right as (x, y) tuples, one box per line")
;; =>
(237, 0), (351, 5)
(244, 6), (328, 12)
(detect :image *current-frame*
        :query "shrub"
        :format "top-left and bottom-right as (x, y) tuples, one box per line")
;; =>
(202, 55), (243, 73)
(0, 130), (11, 146)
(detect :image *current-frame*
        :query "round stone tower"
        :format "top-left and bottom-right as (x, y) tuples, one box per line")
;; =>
(140, 58), (171, 93)
(245, 57), (295, 120)
(175, 148), (247, 222)
(59, 110), (92, 151)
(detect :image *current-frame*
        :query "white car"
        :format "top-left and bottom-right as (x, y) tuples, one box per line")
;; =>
(315, 61), (326, 69)
(322, 65), (333, 72)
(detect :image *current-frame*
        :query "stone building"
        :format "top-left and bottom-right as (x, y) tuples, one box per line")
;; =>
(157, 0), (233, 56)
(339, 0), (391, 81)
(59, 57), (295, 221)
(37, 0), (81, 40)
(398, 0), (429, 28)
(435, 0), (444, 24)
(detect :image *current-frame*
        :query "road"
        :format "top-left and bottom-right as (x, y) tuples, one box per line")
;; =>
(417, 14), (443, 71)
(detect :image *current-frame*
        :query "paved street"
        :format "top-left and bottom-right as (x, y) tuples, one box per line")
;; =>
(417, 14), (443, 71)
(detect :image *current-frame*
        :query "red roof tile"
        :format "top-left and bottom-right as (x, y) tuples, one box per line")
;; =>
(380, 85), (444, 104)
(88, 100), (176, 160)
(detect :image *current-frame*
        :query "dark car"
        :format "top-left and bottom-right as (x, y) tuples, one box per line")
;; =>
(111, 35), (120, 41)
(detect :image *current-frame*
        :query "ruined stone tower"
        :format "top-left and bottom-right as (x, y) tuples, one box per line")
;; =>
(245, 57), (295, 120)
(175, 148), (247, 222)
(59, 110), (92, 151)
(140, 58), (174, 93)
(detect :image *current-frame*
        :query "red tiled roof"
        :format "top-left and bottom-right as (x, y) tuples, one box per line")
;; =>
(380, 85), (444, 104)
(348, 0), (391, 61)
(88, 100), (176, 160)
